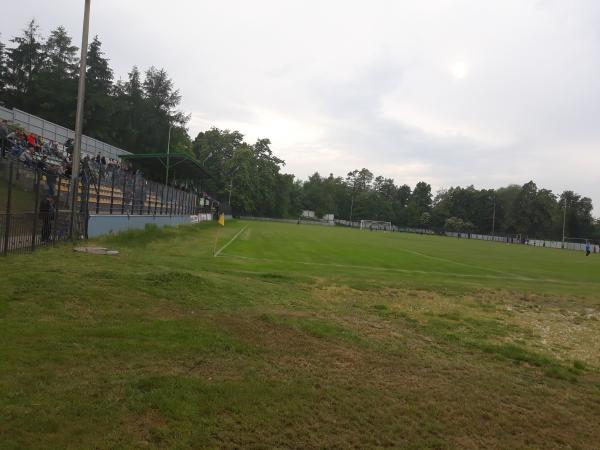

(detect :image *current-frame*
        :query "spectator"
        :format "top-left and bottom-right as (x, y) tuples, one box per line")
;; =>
(19, 147), (34, 166)
(26, 132), (36, 148)
(45, 164), (59, 197)
(0, 120), (8, 155)
(64, 138), (74, 155)
(39, 194), (56, 243)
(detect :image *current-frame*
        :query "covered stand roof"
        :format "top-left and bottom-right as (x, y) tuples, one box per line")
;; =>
(120, 152), (220, 206)
(120, 152), (214, 182)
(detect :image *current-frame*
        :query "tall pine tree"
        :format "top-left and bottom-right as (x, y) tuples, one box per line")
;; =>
(37, 26), (78, 125)
(3, 19), (45, 111)
(84, 36), (114, 143)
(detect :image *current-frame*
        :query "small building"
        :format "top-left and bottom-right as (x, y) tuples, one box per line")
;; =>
(323, 213), (334, 222)
(302, 210), (315, 218)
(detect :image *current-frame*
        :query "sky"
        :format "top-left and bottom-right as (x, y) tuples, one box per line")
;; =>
(4, 0), (600, 212)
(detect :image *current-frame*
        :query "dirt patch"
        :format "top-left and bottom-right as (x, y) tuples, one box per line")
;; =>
(123, 409), (168, 446)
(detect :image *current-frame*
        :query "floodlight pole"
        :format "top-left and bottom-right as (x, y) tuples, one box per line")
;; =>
(165, 124), (172, 185)
(70, 0), (91, 210)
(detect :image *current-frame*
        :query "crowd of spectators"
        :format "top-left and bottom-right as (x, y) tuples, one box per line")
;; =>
(0, 119), (205, 219)
(0, 119), (133, 196)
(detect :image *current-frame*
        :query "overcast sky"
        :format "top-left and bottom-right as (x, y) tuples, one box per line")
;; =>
(4, 1), (600, 211)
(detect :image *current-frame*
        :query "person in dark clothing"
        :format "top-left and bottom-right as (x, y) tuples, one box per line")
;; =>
(0, 120), (8, 156)
(45, 165), (58, 197)
(39, 195), (55, 242)
(65, 138), (74, 155)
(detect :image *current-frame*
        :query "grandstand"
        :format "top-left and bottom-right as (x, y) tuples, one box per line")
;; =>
(0, 109), (220, 255)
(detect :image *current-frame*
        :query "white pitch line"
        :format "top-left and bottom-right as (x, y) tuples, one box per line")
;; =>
(398, 248), (522, 279)
(216, 253), (600, 287)
(214, 225), (248, 257)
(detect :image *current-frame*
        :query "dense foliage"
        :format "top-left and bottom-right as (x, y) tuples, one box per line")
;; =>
(1, 21), (598, 239)
(0, 20), (191, 155)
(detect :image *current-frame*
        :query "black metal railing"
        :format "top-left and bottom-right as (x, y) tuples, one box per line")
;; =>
(1, 142), (205, 256)
(81, 160), (198, 217)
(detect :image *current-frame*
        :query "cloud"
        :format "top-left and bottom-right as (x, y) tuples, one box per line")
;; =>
(3, 0), (600, 211)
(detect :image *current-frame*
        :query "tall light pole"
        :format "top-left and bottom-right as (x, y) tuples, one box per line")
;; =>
(562, 197), (568, 249)
(70, 0), (91, 209)
(165, 125), (172, 185)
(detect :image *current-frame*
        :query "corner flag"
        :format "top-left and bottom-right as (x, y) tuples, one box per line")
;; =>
(218, 212), (225, 226)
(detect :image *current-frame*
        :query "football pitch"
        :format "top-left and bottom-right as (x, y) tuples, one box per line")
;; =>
(1, 220), (600, 449)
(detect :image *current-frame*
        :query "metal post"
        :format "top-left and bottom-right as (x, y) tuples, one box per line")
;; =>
(69, 178), (78, 240)
(562, 197), (568, 249)
(131, 174), (137, 215)
(31, 170), (41, 251)
(83, 175), (91, 239)
(53, 176), (62, 244)
(95, 169), (101, 214)
(137, 180), (143, 214)
(153, 183), (158, 215)
(69, 0), (92, 210)
(121, 172), (127, 214)
(109, 169), (115, 214)
(3, 161), (14, 256)
(160, 185), (165, 215)
(165, 125), (172, 185)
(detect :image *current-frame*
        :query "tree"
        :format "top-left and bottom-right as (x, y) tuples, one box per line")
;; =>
(37, 26), (78, 124)
(140, 66), (190, 154)
(513, 181), (557, 237)
(3, 20), (45, 111)
(84, 36), (113, 142)
(559, 191), (595, 238)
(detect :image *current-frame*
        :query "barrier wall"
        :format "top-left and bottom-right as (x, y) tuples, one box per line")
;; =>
(87, 214), (194, 238)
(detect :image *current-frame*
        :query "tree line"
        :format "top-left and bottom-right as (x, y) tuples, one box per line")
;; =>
(0, 20), (191, 156)
(1, 20), (598, 240)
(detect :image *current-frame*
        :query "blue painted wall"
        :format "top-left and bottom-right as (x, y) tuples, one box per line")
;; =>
(88, 214), (193, 238)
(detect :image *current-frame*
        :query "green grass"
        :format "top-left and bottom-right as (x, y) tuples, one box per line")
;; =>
(1, 219), (600, 449)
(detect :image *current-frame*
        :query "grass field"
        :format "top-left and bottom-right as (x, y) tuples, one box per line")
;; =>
(1, 219), (600, 449)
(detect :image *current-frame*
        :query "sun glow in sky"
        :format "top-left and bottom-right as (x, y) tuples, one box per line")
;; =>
(449, 61), (470, 79)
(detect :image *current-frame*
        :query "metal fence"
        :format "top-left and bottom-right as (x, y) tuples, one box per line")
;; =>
(0, 106), (131, 160)
(1, 152), (203, 256)
(1, 157), (87, 255)
(83, 160), (198, 216)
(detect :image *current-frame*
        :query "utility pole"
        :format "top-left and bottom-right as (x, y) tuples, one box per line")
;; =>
(70, 0), (91, 210)
(227, 165), (239, 211)
(562, 197), (568, 249)
(165, 125), (172, 185)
